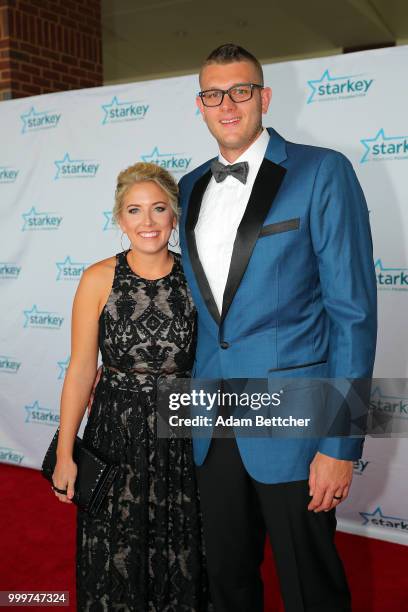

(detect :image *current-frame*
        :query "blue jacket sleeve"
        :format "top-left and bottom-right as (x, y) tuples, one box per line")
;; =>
(310, 151), (377, 459)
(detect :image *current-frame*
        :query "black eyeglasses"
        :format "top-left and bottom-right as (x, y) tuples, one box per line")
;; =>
(198, 82), (264, 107)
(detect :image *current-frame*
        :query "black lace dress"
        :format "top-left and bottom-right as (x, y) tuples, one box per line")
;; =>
(76, 250), (211, 611)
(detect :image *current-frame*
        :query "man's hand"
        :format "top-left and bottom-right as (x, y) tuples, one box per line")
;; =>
(308, 451), (353, 512)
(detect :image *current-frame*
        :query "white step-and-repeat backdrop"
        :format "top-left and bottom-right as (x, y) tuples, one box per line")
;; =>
(1, 46), (407, 544)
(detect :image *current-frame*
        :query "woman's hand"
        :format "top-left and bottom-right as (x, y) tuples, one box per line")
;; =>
(52, 457), (77, 504)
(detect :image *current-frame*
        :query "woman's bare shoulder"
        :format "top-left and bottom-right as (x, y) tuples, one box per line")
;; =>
(80, 256), (117, 289)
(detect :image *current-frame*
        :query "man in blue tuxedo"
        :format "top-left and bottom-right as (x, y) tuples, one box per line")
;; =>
(178, 44), (377, 612)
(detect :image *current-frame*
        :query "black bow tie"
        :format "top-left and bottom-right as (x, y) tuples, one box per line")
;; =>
(210, 160), (249, 185)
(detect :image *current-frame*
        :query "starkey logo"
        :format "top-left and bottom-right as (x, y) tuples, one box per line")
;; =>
(360, 129), (408, 163)
(103, 211), (115, 231)
(21, 106), (61, 134)
(141, 146), (192, 173)
(0, 165), (19, 183)
(370, 386), (408, 419)
(23, 305), (64, 330)
(22, 206), (63, 231)
(375, 259), (408, 291)
(102, 96), (149, 124)
(25, 401), (60, 426)
(0, 447), (24, 465)
(57, 356), (70, 380)
(0, 262), (21, 279)
(360, 507), (408, 532)
(353, 459), (370, 475)
(56, 256), (89, 281)
(0, 355), (21, 374)
(307, 69), (374, 104)
(54, 153), (100, 179)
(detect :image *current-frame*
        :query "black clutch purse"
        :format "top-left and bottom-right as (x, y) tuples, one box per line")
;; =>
(41, 428), (119, 517)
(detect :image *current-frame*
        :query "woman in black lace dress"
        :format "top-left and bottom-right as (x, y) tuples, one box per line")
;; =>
(51, 162), (211, 611)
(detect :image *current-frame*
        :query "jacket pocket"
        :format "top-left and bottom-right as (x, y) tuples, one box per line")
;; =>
(268, 360), (328, 394)
(259, 217), (300, 237)
(268, 359), (327, 373)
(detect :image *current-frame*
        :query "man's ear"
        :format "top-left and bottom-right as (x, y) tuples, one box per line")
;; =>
(196, 96), (206, 120)
(261, 87), (272, 114)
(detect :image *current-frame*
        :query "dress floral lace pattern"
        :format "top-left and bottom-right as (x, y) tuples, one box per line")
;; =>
(76, 251), (211, 611)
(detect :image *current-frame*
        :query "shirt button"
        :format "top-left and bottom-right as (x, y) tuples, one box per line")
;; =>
(220, 341), (230, 349)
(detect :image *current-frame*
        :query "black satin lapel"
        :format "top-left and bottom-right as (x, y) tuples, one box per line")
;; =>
(185, 169), (221, 325)
(221, 159), (287, 323)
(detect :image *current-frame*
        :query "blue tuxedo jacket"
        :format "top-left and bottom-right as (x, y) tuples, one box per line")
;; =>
(179, 127), (377, 484)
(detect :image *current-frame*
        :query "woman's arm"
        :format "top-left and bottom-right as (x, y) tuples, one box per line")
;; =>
(52, 259), (113, 503)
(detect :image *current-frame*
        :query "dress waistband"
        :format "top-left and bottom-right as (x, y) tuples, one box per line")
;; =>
(102, 365), (190, 377)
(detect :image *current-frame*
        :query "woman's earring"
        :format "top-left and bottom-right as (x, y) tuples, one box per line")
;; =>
(168, 227), (179, 248)
(121, 232), (131, 252)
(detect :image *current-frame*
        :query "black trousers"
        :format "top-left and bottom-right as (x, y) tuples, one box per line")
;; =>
(196, 437), (351, 612)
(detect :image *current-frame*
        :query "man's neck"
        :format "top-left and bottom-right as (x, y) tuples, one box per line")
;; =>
(219, 127), (264, 163)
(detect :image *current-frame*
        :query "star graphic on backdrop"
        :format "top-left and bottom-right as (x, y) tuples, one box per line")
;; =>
(20, 107), (48, 133)
(101, 96), (131, 123)
(21, 206), (38, 230)
(371, 386), (383, 400)
(374, 259), (408, 273)
(54, 153), (73, 179)
(369, 384), (408, 435)
(103, 211), (114, 230)
(57, 356), (70, 380)
(24, 401), (42, 422)
(24, 401), (57, 425)
(141, 147), (178, 162)
(102, 96), (120, 124)
(54, 153), (99, 179)
(23, 305), (43, 328)
(306, 69), (356, 103)
(56, 256), (88, 280)
(359, 507), (407, 526)
(371, 386), (408, 402)
(360, 129), (408, 163)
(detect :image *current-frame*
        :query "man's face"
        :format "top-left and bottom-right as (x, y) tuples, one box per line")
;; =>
(197, 61), (272, 160)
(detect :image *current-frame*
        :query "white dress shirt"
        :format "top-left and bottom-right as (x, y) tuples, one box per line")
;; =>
(195, 128), (270, 314)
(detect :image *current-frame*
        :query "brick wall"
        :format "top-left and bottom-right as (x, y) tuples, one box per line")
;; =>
(0, 0), (102, 100)
(0, 1), (12, 99)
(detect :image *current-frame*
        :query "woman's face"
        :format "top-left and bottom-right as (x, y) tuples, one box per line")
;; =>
(118, 181), (176, 256)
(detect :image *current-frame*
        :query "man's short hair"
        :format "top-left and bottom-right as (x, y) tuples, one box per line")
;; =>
(200, 43), (264, 85)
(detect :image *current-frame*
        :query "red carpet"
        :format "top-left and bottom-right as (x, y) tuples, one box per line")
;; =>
(0, 463), (406, 611)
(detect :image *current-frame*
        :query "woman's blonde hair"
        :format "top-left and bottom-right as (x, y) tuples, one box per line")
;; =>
(113, 162), (179, 224)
